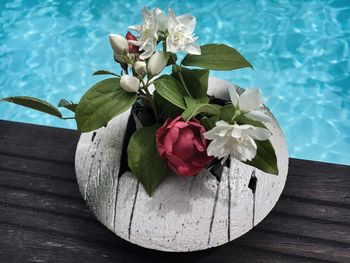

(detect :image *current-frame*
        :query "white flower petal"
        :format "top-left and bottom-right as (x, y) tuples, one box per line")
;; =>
(139, 49), (154, 60)
(154, 8), (168, 32)
(166, 36), (177, 53)
(128, 25), (142, 32)
(177, 14), (196, 34)
(239, 88), (262, 111)
(168, 9), (177, 20)
(128, 40), (142, 46)
(245, 127), (271, 141)
(204, 126), (228, 140)
(241, 136), (257, 161)
(230, 126), (244, 138)
(245, 110), (271, 123)
(184, 43), (201, 55)
(141, 7), (152, 21)
(215, 120), (231, 127)
(229, 87), (239, 108)
(207, 137), (230, 157)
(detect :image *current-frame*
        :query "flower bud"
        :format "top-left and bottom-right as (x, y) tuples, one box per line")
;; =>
(134, 61), (147, 75)
(109, 34), (129, 55)
(120, 75), (140, 93)
(147, 51), (169, 76)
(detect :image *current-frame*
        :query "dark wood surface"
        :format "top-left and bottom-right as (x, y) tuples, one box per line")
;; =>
(0, 120), (349, 263)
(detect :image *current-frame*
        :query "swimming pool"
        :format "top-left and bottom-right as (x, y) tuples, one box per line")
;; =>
(0, 0), (349, 165)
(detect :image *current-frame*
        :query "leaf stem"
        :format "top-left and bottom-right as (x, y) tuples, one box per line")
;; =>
(169, 51), (191, 97)
(177, 69), (192, 97)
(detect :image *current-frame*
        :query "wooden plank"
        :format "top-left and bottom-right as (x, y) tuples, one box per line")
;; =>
(289, 158), (350, 178)
(283, 169), (350, 205)
(2, 192), (348, 256)
(0, 223), (135, 263)
(0, 223), (328, 263)
(0, 153), (75, 180)
(0, 204), (118, 244)
(275, 197), (350, 225)
(259, 212), (350, 244)
(0, 169), (81, 198)
(0, 120), (80, 163)
(1, 179), (349, 246)
(236, 229), (350, 263)
(0, 185), (91, 219)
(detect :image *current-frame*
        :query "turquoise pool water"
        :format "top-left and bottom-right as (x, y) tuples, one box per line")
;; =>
(0, 0), (349, 165)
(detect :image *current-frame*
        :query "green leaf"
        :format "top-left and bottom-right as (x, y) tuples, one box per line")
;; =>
(245, 140), (279, 175)
(154, 91), (183, 119)
(182, 44), (252, 71)
(92, 70), (120, 77)
(75, 78), (136, 132)
(172, 67), (209, 98)
(184, 96), (209, 107)
(1, 96), (62, 118)
(200, 116), (219, 130)
(182, 96), (220, 121)
(127, 125), (167, 196)
(153, 75), (187, 110)
(220, 104), (236, 122)
(182, 104), (220, 122)
(236, 115), (267, 129)
(58, 99), (77, 113)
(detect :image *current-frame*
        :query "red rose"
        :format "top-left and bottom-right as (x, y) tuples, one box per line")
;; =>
(125, 31), (139, 54)
(156, 116), (213, 177)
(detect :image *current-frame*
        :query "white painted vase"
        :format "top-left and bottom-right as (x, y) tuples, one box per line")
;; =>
(75, 77), (288, 252)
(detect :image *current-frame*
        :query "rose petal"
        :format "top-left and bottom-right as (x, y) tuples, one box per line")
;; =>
(167, 115), (183, 129)
(172, 127), (195, 159)
(166, 153), (196, 176)
(156, 118), (172, 156)
(163, 127), (179, 153)
(191, 152), (213, 167)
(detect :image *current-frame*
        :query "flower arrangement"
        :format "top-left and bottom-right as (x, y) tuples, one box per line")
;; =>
(1, 7), (278, 196)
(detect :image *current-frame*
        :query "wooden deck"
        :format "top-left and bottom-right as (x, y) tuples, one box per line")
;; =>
(0, 120), (349, 263)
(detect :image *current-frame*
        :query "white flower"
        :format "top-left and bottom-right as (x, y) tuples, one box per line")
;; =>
(129, 7), (161, 60)
(120, 75), (140, 93)
(109, 34), (129, 55)
(147, 51), (168, 76)
(166, 9), (201, 55)
(134, 61), (147, 75)
(229, 87), (271, 122)
(204, 121), (271, 162)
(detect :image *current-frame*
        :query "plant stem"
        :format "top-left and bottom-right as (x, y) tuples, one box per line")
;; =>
(230, 110), (241, 123)
(138, 77), (158, 120)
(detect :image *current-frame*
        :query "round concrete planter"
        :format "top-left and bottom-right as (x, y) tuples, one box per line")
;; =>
(75, 77), (288, 252)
